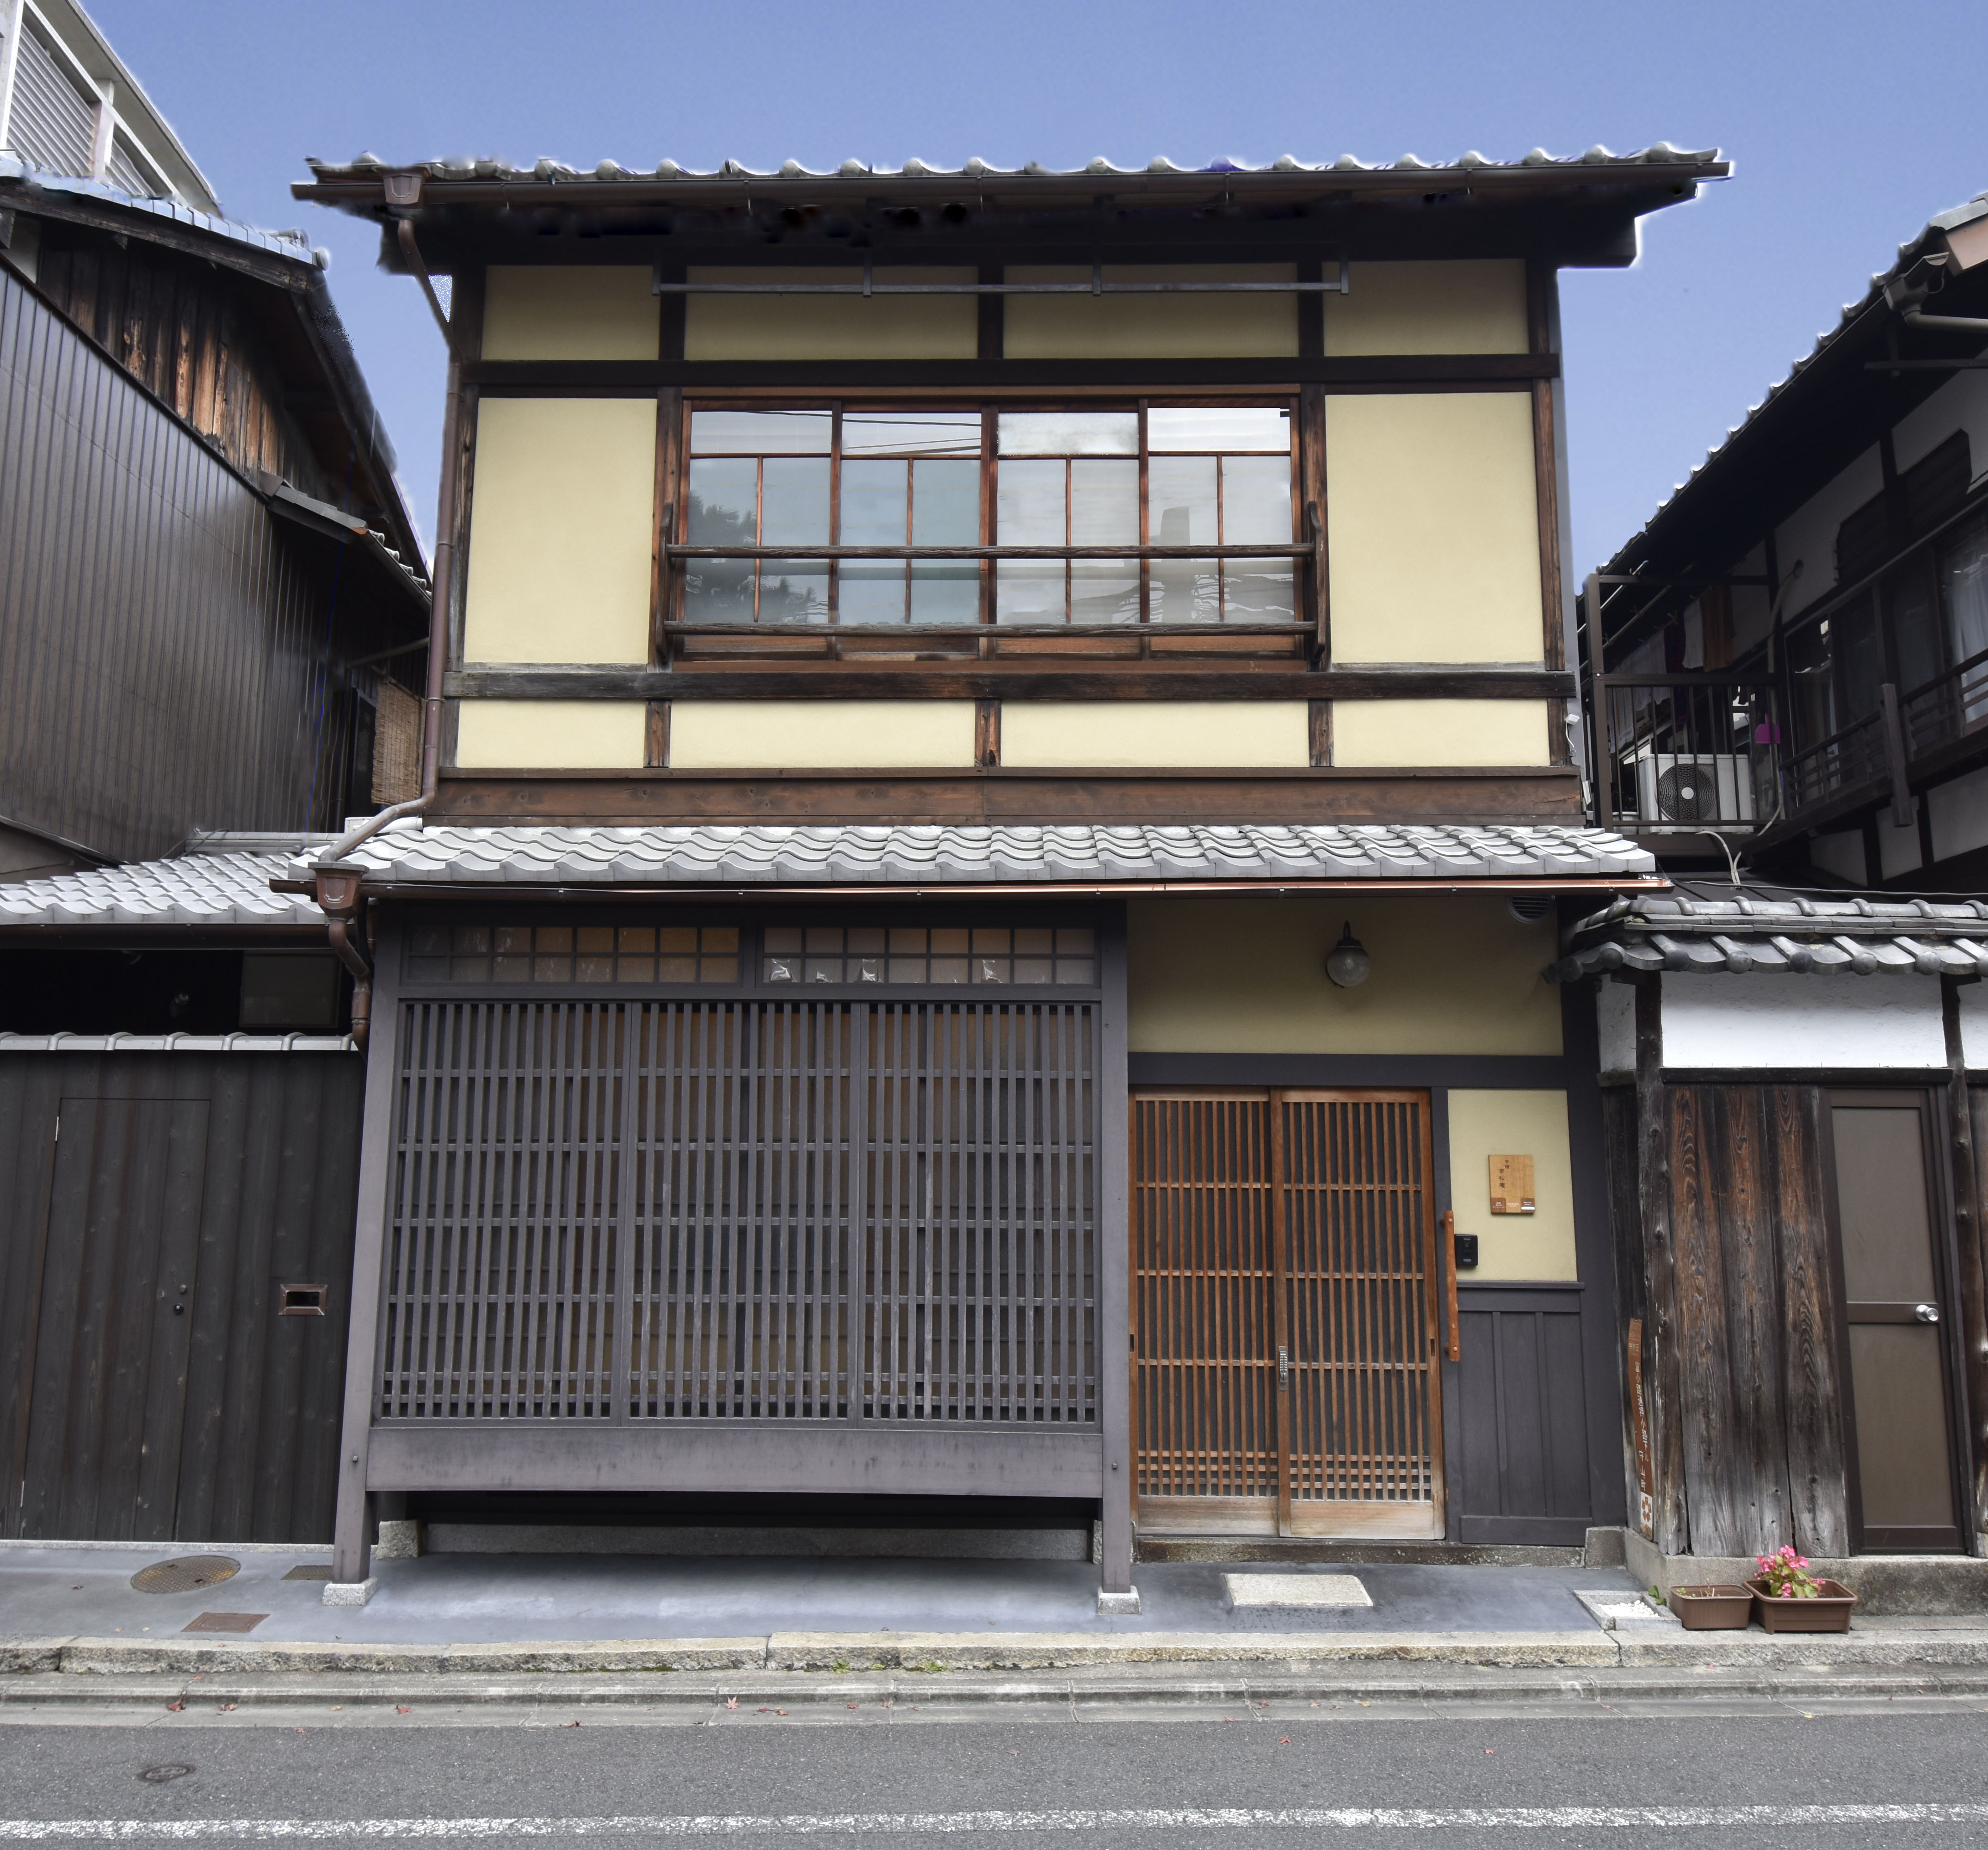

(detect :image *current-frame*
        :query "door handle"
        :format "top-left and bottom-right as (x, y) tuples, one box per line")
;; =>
(1916, 1303), (1941, 1324)
(1278, 1346), (1290, 1388)
(1443, 1210), (1462, 1362)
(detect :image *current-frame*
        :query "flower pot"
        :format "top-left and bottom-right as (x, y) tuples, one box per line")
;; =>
(1667, 1583), (1753, 1630)
(1746, 1577), (1856, 1632)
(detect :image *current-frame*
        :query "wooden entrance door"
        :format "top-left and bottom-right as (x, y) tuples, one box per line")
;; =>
(1829, 1093), (1963, 1552)
(1131, 1090), (1445, 1536)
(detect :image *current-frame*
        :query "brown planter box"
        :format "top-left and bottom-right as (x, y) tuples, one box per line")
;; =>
(1667, 1584), (1753, 1630)
(1746, 1577), (1856, 1632)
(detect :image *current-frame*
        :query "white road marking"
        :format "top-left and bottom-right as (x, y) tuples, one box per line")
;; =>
(0, 1803), (1984, 1837)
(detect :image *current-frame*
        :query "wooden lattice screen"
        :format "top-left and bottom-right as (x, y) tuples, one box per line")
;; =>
(1131, 1089), (1442, 1536)
(377, 999), (1096, 1428)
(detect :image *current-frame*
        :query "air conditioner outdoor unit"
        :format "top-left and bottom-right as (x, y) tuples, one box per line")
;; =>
(1633, 753), (1756, 826)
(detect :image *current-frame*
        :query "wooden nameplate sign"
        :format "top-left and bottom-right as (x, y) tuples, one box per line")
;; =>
(1488, 1153), (1535, 1215)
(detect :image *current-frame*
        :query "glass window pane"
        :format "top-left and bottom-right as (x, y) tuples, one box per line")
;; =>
(765, 926), (803, 954)
(1071, 458), (1138, 624)
(1014, 958), (1053, 984)
(887, 957), (926, 983)
(703, 926), (741, 951)
(840, 458), (909, 624)
(1222, 454), (1294, 543)
(1149, 455), (1220, 623)
(930, 957), (969, 984)
(1148, 406), (1291, 452)
(843, 412), (981, 457)
(619, 927), (657, 954)
(913, 460), (980, 544)
(888, 927), (927, 952)
(577, 926), (614, 955)
(1056, 928), (1096, 953)
(997, 458), (1067, 622)
(998, 410), (1138, 456)
(684, 456), (758, 622)
(759, 561), (828, 622)
(656, 955), (697, 981)
(654, 926), (696, 953)
(847, 926), (887, 953)
(578, 955), (614, 982)
(690, 408), (832, 453)
(702, 956), (739, 983)
(761, 456), (830, 546)
(493, 955), (529, 981)
(931, 927), (969, 954)
(1943, 515), (1988, 668)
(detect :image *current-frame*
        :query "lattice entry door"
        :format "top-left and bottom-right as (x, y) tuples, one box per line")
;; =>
(1131, 1089), (1444, 1537)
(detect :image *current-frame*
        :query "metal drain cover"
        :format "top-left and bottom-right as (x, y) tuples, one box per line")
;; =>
(130, 1555), (240, 1595)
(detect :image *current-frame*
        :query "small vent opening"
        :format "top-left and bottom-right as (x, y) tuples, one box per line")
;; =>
(278, 1283), (327, 1317)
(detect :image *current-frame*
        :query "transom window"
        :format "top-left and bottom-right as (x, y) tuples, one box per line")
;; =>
(679, 402), (1297, 629)
(403, 922), (1097, 989)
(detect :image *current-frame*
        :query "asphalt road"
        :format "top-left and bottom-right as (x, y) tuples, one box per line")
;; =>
(3, 1696), (1988, 1846)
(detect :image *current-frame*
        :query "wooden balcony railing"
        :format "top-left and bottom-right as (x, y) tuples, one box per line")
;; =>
(1591, 674), (1782, 833)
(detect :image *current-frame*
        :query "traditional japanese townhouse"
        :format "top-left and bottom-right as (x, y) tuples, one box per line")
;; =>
(288, 145), (1723, 1606)
(1571, 190), (1988, 1590)
(0, 2), (432, 1547)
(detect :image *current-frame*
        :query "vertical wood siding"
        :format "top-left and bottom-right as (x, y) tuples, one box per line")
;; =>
(1608, 1076), (1851, 1558)
(1453, 1289), (1593, 1545)
(0, 267), (395, 859)
(0, 1052), (364, 1543)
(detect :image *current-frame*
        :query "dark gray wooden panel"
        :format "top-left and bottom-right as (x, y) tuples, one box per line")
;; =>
(0, 1053), (363, 1543)
(1452, 1292), (1593, 1545)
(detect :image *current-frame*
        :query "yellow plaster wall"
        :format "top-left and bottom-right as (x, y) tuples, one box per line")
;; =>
(667, 700), (977, 769)
(683, 268), (977, 360)
(1323, 259), (1530, 356)
(454, 700), (647, 769)
(1000, 701), (1310, 769)
(1002, 266), (1297, 358)
(463, 396), (657, 665)
(1331, 699), (1551, 767)
(481, 266), (660, 361)
(1446, 1089), (1577, 1281)
(1127, 893), (1563, 1055)
(1325, 392), (1543, 663)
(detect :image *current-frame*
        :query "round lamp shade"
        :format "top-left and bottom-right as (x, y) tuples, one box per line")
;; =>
(1325, 922), (1371, 989)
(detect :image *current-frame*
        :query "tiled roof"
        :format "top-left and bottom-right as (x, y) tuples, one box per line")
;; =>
(299, 821), (1659, 888)
(0, 160), (323, 265)
(304, 145), (1722, 187)
(0, 1032), (354, 1053)
(1602, 191), (1988, 574)
(0, 850), (320, 928)
(1547, 888), (1988, 980)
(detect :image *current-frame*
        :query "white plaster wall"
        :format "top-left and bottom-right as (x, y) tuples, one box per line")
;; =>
(1961, 984), (1988, 1067)
(1661, 972), (1944, 1069)
(1930, 763), (1988, 862)
(1891, 363), (1988, 478)
(1774, 444), (1883, 608)
(1596, 979), (1635, 1073)
(1878, 811), (1924, 880)
(1809, 829), (1868, 885)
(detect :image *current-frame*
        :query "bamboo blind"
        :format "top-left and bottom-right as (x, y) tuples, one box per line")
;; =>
(1131, 1090), (1440, 1524)
(377, 999), (1097, 1427)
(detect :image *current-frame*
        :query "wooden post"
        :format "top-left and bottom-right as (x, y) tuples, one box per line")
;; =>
(1942, 976), (1988, 1549)
(330, 910), (404, 1586)
(1635, 973), (1689, 1553)
(1096, 906), (1135, 1597)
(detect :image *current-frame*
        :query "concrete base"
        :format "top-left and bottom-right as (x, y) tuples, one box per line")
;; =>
(374, 1521), (422, 1560)
(423, 1523), (1090, 1562)
(1619, 1527), (1988, 1616)
(1097, 1587), (1142, 1616)
(321, 1578), (378, 1608)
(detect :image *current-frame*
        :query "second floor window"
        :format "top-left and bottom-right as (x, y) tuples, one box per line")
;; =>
(679, 401), (1297, 629)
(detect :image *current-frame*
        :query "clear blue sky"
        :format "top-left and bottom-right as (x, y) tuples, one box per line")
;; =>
(91, 0), (1988, 575)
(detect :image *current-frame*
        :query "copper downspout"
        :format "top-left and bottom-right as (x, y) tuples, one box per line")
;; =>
(310, 201), (463, 1048)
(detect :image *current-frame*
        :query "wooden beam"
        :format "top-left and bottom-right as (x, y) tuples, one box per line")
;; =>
(444, 667), (1576, 701)
(426, 765), (1584, 826)
(460, 355), (1560, 392)
(1635, 974), (1690, 1553)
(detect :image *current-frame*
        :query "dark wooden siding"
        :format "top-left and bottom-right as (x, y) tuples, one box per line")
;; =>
(0, 266), (407, 860)
(0, 1052), (363, 1543)
(1613, 1075), (1851, 1558)
(32, 228), (331, 499)
(1452, 1286), (1592, 1545)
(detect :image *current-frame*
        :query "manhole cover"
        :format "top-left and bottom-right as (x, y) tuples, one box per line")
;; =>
(137, 1766), (194, 1784)
(130, 1555), (239, 1595)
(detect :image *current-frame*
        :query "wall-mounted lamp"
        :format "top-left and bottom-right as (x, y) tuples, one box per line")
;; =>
(1325, 922), (1371, 989)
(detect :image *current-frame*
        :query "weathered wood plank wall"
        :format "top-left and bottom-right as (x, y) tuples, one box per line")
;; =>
(0, 1052), (363, 1543)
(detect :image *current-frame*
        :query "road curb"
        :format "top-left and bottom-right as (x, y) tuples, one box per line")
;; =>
(6, 1626), (1988, 1681)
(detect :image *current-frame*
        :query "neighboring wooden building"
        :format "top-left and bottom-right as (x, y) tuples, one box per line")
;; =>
(0, 3), (425, 1544)
(1572, 193), (1988, 1571)
(280, 146), (1719, 1602)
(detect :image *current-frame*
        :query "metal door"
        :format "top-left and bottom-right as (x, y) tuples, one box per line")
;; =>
(14, 1098), (210, 1540)
(1131, 1090), (1444, 1536)
(1830, 1093), (1963, 1552)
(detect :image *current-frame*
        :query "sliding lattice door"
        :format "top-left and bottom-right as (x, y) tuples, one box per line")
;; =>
(1131, 1090), (1443, 1536)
